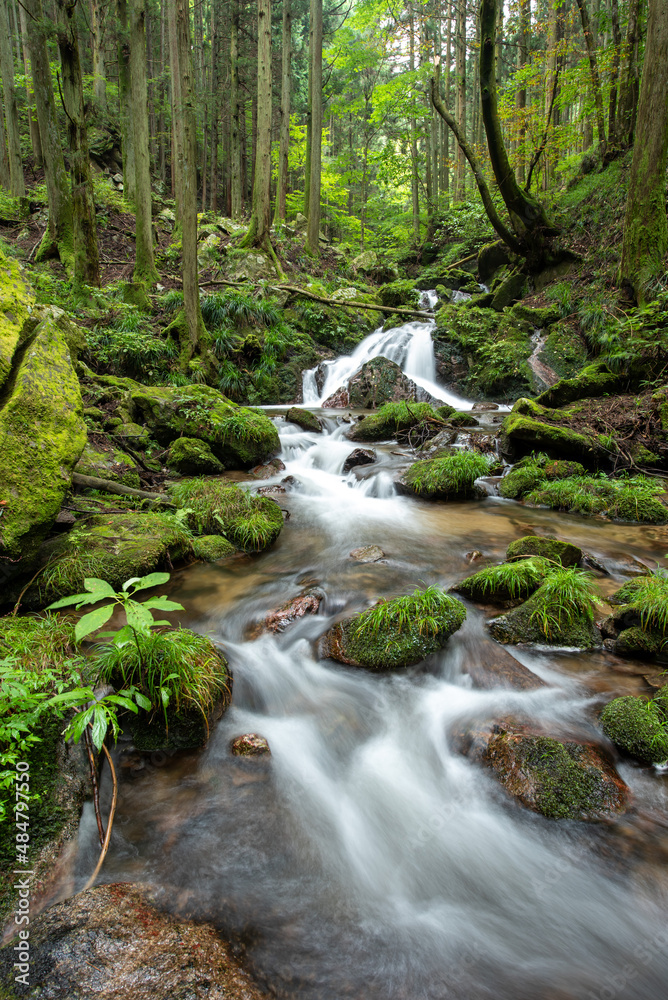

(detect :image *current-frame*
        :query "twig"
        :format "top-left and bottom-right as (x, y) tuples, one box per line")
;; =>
(82, 743), (117, 892)
(11, 559), (55, 616)
(83, 728), (105, 848)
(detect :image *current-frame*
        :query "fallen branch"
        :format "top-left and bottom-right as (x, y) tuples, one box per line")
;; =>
(82, 743), (117, 892)
(71, 472), (174, 506)
(274, 284), (433, 319)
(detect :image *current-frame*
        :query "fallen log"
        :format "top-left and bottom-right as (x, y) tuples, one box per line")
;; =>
(71, 472), (174, 507)
(274, 284), (433, 319)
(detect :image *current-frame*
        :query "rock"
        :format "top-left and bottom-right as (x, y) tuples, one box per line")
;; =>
(397, 452), (492, 501)
(251, 587), (325, 637)
(350, 545), (384, 562)
(294, 211), (308, 231)
(111, 171), (123, 183)
(286, 406), (322, 432)
(75, 442), (141, 488)
(490, 270), (527, 311)
(319, 590), (466, 670)
(231, 250), (276, 281)
(465, 550), (484, 563)
(166, 436), (225, 475)
(446, 410), (477, 427)
(477, 241), (513, 283)
(322, 386), (350, 407)
(378, 279), (419, 308)
(600, 695), (668, 764)
(346, 356), (438, 409)
(114, 421), (151, 449)
(501, 397), (604, 462)
(192, 535), (236, 561)
(130, 384), (280, 468)
(614, 625), (662, 658)
(342, 448), (376, 473)
(231, 733), (271, 756)
(452, 556), (552, 604)
(169, 479), (283, 553)
(471, 402), (499, 412)
(468, 723), (629, 820)
(22, 303), (86, 362)
(534, 362), (622, 409)
(488, 588), (601, 649)
(351, 249), (378, 272)
(464, 643), (547, 690)
(249, 458), (286, 479)
(0, 313), (86, 569)
(506, 535), (583, 566)
(256, 483), (286, 496)
(508, 303), (560, 327)
(347, 400), (437, 442)
(0, 883), (270, 1000)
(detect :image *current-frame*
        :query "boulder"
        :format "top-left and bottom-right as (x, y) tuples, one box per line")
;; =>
(347, 356), (439, 409)
(378, 279), (419, 308)
(169, 479), (283, 553)
(490, 271), (527, 311)
(506, 535), (583, 566)
(22, 303), (86, 362)
(322, 386), (350, 407)
(0, 883), (270, 1000)
(231, 733), (271, 756)
(230, 250), (276, 281)
(130, 384), (280, 468)
(192, 534), (236, 561)
(249, 458), (286, 479)
(75, 442), (140, 488)
(342, 448), (376, 473)
(397, 452), (492, 501)
(0, 248), (34, 390)
(347, 401), (437, 442)
(286, 406), (322, 433)
(351, 249), (378, 272)
(488, 588), (600, 649)
(114, 421), (152, 450)
(477, 241), (513, 283)
(0, 314), (86, 569)
(534, 362), (622, 409)
(501, 397), (603, 461)
(600, 695), (668, 764)
(166, 437), (225, 475)
(452, 556), (552, 604)
(464, 642), (547, 690)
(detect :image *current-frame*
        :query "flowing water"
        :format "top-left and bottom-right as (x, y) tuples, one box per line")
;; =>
(73, 311), (668, 999)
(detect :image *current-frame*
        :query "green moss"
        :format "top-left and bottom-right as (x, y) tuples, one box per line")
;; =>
(378, 279), (419, 308)
(501, 397), (601, 460)
(286, 406), (322, 433)
(600, 696), (668, 764)
(192, 534), (236, 561)
(446, 410), (478, 427)
(508, 303), (560, 327)
(499, 464), (547, 499)
(0, 249), (34, 391)
(75, 442), (140, 488)
(490, 270), (527, 311)
(535, 362), (622, 408)
(453, 556), (551, 603)
(615, 626), (662, 657)
(169, 478), (283, 552)
(400, 451), (493, 500)
(488, 570), (600, 648)
(506, 535), (582, 566)
(166, 437), (224, 475)
(347, 401), (437, 442)
(526, 475), (668, 524)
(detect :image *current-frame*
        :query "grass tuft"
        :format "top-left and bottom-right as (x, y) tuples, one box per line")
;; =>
(529, 567), (601, 639)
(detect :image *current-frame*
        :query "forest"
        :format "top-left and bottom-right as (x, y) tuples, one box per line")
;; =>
(0, 1), (668, 998)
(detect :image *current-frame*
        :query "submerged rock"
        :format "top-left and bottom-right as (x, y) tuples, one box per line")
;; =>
(231, 733), (271, 756)
(506, 535), (583, 567)
(464, 641), (547, 690)
(343, 448), (376, 473)
(250, 587), (325, 637)
(286, 406), (322, 433)
(250, 458), (286, 479)
(350, 545), (384, 563)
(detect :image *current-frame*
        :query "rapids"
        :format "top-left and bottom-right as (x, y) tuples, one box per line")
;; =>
(72, 309), (668, 1000)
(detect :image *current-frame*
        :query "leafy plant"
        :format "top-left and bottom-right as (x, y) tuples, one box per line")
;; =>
(529, 567), (601, 639)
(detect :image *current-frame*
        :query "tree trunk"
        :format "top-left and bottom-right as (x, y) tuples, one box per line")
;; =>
(442, 6), (451, 203)
(619, 0), (668, 303)
(304, 12), (313, 216)
(168, 0), (208, 360)
(0, 96), (9, 189)
(409, 3), (419, 241)
(274, 0), (291, 224)
(18, 2), (42, 168)
(56, 0), (100, 287)
(25, 0), (74, 271)
(607, 0), (621, 147)
(90, 0), (107, 108)
(130, 0), (158, 287)
(117, 0), (135, 202)
(306, 0), (322, 255)
(618, 0), (640, 148)
(0, 0), (25, 195)
(516, 0), (529, 183)
(230, 0), (242, 219)
(454, 0), (466, 201)
(210, 0), (219, 213)
(574, 0), (606, 150)
(542, 0), (559, 189)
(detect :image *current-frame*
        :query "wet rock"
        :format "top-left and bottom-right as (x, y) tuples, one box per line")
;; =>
(280, 475), (302, 491)
(343, 448), (376, 473)
(249, 458), (286, 479)
(347, 357), (438, 409)
(231, 733), (271, 756)
(535, 362), (622, 409)
(600, 695), (668, 764)
(506, 534), (583, 567)
(322, 385), (350, 408)
(350, 545), (384, 563)
(465, 642), (547, 690)
(0, 883), (270, 1000)
(250, 587), (325, 637)
(256, 483), (287, 496)
(286, 406), (322, 433)
(397, 451), (492, 501)
(192, 535), (236, 561)
(488, 589), (601, 650)
(465, 550), (484, 563)
(452, 556), (552, 605)
(466, 722), (629, 820)
(166, 436), (224, 475)
(471, 402), (499, 412)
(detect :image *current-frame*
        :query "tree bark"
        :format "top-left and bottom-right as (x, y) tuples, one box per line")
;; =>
(306, 0), (323, 255)
(90, 0), (107, 108)
(25, 0), (74, 271)
(129, 0), (158, 287)
(574, 0), (606, 150)
(607, 0), (621, 147)
(618, 0), (640, 148)
(516, 0), (529, 183)
(18, 1), (42, 167)
(230, 0), (242, 219)
(619, 0), (668, 303)
(210, 0), (219, 212)
(0, 0), (25, 195)
(0, 95), (9, 189)
(454, 0), (466, 201)
(56, 0), (100, 287)
(408, 3), (419, 240)
(117, 0), (135, 202)
(274, 0), (291, 224)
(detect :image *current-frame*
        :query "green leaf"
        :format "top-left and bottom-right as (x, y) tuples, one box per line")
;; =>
(90, 711), (107, 750)
(141, 596), (184, 612)
(83, 578), (118, 599)
(134, 692), (152, 711)
(106, 695), (138, 713)
(125, 601), (155, 633)
(47, 592), (93, 609)
(130, 572), (171, 593)
(75, 604), (115, 643)
(160, 687), (171, 708)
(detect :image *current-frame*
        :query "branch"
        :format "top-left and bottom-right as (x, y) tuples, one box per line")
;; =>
(525, 57), (563, 192)
(275, 284), (433, 319)
(71, 472), (175, 506)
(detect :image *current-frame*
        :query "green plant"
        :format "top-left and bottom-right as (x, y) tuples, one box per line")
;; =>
(169, 478), (283, 552)
(355, 586), (460, 644)
(526, 473), (668, 524)
(404, 451), (492, 497)
(622, 573), (668, 634)
(529, 567), (601, 639)
(457, 557), (551, 603)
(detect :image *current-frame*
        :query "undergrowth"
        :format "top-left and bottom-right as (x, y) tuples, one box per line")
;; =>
(529, 567), (601, 640)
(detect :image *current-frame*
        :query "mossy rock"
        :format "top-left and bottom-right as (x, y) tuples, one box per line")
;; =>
(285, 406), (322, 433)
(490, 271), (527, 312)
(498, 464), (547, 499)
(114, 421), (151, 449)
(0, 314), (86, 571)
(600, 696), (668, 764)
(506, 535), (583, 567)
(377, 279), (419, 308)
(614, 626), (663, 658)
(544, 459), (586, 478)
(534, 362), (622, 409)
(452, 556), (551, 604)
(501, 397), (602, 461)
(538, 321), (588, 379)
(488, 588), (600, 649)
(347, 401), (436, 442)
(607, 578), (649, 605)
(653, 685), (668, 718)
(192, 535), (236, 561)
(0, 248), (34, 391)
(166, 437), (224, 475)
(75, 442), (141, 488)
(31, 512), (193, 605)
(446, 410), (477, 427)
(482, 726), (629, 820)
(508, 303), (560, 327)
(477, 242), (512, 283)
(130, 383), (280, 468)
(319, 591), (466, 670)
(23, 304), (86, 362)
(397, 452), (492, 501)
(434, 404), (456, 420)
(169, 479), (283, 553)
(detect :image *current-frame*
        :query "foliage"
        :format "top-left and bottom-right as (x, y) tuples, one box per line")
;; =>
(403, 451), (492, 497)
(600, 695), (668, 765)
(529, 568), (601, 640)
(526, 473), (668, 524)
(620, 573), (668, 635)
(86, 310), (177, 381)
(169, 478), (283, 552)
(456, 557), (551, 603)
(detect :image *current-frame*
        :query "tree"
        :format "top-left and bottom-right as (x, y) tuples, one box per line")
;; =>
(306, 0), (323, 255)
(117, 0), (135, 203)
(619, 0), (668, 304)
(230, 0), (242, 219)
(274, 0), (292, 224)
(0, 0), (25, 196)
(90, 0), (107, 109)
(574, 0), (606, 151)
(130, 0), (158, 289)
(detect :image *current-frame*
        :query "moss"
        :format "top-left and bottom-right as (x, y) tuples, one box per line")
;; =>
(286, 406), (322, 433)
(166, 437), (224, 475)
(378, 279), (419, 308)
(534, 362), (622, 408)
(506, 535), (583, 566)
(114, 421), (151, 449)
(498, 464), (547, 499)
(75, 442), (141, 488)
(477, 241), (512, 283)
(615, 626), (662, 657)
(526, 475), (668, 524)
(129, 384), (279, 468)
(446, 410), (477, 427)
(0, 249), (34, 391)
(508, 303), (560, 327)
(0, 613), (77, 667)
(347, 401), (436, 442)
(192, 535), (236, 561)
(600, 696), (668, 764)
(537, 322), (589, 380)
(608, 578), (650, 606)
(653, 685), (668, 719)
(0, 315), (86, 568)
(399, 451), (492, 500)
(488, 589), (599, 648)
(22, 303), (86, 362)
(453, 556), (551, 603)
(502, 397), (601, 460)
(169, 478), (283, 553)
(490, 270), (527, 311)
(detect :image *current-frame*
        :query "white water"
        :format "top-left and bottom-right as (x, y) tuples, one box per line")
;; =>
(302, 290), (473, 410)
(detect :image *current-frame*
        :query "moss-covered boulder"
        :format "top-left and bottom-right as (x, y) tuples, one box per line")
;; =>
(490, 270), (527, 311)
(319, 587), (466, 670)
(614, 626), (662, 658)
(0, 248), (34, 391)
(378, 279), (419, 308)
(452, 556), (551, 604)
(169, 478), (283, 553)
(498, 463), (547, 499)
(488, 592), (600, 648)
(30, 512), (193, 604)
(130, 384), (279, 468)
(501, 397), (602, 461)
(534, 362), (622, 409)
(446, 410), (477, 427)
(286, 406), (322, 433)
(192, 535), (236, 561)
(345, 357), (435, 410)
(397, 451), (492, 500)
(508, 303), (560, 327)
(166, 437), (224, 475)
(23, 304), (86, 362)
(347, 401), (437, 442)
(75, 442), (141, 488)
(506, 535), (583, 567)
(477, 241), (512, 283)
(600, 696), (668, 764)
(479, 725), (629, 820)
(0, 314), (86, 570)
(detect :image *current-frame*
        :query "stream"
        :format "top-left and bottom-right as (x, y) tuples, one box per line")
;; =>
(72, 305), (668, 1000)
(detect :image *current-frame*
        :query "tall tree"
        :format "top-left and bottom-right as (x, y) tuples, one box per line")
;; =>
(454, 0), (466, 201)
(117, 0), (135, 202)
(274, 0), (292, 224)
(574, 0), (606, 150)
(306, 0), (323, 255)
(129, 0), (158, 289)
(0, 0), (25, 196)
(408, 3), (419, 241)
(90, 0), (107, 109)
(619, 0), (668, 303)
(618, 0), (641, 148)
(230, 0), (242, 218)
(25, 0), (74, 271)
(18, 1), (42, 167)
